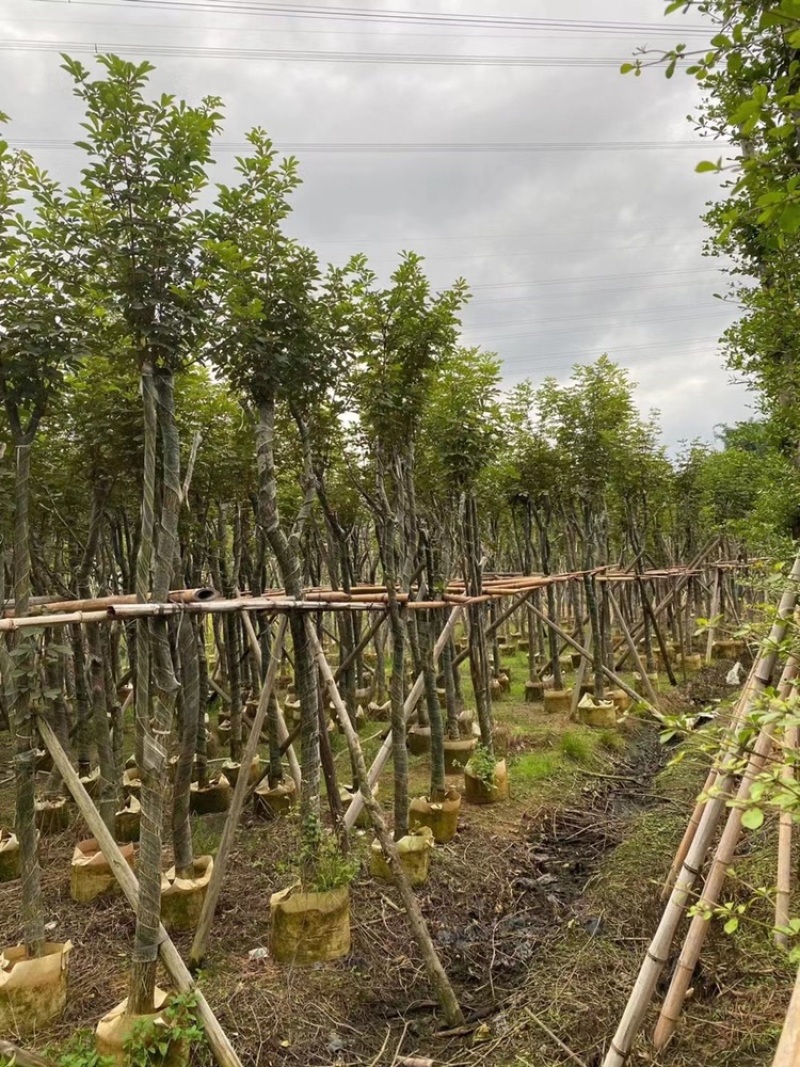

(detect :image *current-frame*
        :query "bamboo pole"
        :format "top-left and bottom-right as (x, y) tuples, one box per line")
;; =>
(607, 589), (659, 709)
(603, 550), (800, 1067)
(528, 605), (659, 719)
(36, 718), (243, 1067)
(307, 621), (465, 1028)
(344, 606), (463, 831)
(660, 658), (760, 901)
(653, 657), (799, 1050)
(705, 567), (722, 666)
(773, 962), (800, 1067)
(190, 617), (286, 969)
(776, 722), (798, 951)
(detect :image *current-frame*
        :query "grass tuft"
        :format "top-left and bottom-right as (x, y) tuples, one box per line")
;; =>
(559, 729), (595, 763)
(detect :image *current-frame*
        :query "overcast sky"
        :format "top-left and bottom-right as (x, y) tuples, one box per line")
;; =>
(0, 0), (750, 449)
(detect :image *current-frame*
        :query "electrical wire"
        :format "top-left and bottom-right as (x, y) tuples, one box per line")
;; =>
(7, 137), (720, 153)
(0, 39), (671, 66)
(27, 0), (716, 38)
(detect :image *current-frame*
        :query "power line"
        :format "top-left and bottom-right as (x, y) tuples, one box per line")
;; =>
(8, 137), (719, 153)
(469, 280), (735, 304)
(497, 336), (721, 368)
(0, 39), (660, 66)
(467, 310), (731, 343)
(31, 1), (716, 38)
(465, 301), (727, 330)
(463, 267), (722, 292)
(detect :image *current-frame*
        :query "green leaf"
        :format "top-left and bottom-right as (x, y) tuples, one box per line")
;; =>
(695, 160), (720, 173)
(723, 917), (739, 934)
(742, 807), (765, 830)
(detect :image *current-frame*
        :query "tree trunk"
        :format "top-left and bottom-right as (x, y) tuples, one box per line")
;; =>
(9, 436), (45, 957)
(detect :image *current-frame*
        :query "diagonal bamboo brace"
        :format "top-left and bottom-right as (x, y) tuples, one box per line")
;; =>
(653, 656), (799, 1051)
(344, 605), (463, 830)
(190, 616), (287, 969)
(36, 717), (243, 1067)
(307, 619), (465, 1028)
(602, 550), (800, 1067)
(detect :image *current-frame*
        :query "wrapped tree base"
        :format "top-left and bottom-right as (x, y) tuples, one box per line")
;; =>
(95, 988), (187, 1067)
(71, 838), (136, 904)
(525, 680), (544, 705)
(221, 756), (261, 789)
(370, 828), (434, 887)
(160, 856), (214, 933)
(492, 724), (511, 757)
(269, 884), (350, 965)
(609, 688), (632, 714)
(464, 758), (509, 805)
(0, 942), (72, 1035)
(443, 738), (476, 775)
(409, 790), (461, 844)
(577, 695), (617, 728)
(122, 768), (142, 801)
(0, 831), (20, 883)
(115, 796), (141, 844)
(407, 725), (431, 756)
(35, 797), (70, 836)
(367, 700), (391, 722)
(253, 777), (297, 820)
(189, 775), (231, 816)
(543, 689), (572, 715)
(77, 767), (101, 800)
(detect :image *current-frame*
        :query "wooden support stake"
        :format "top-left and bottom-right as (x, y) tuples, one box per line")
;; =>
(608, 589), (659, 710)
(36, 718), (243, 1067)
(653, 657), (799, 1051)
(776, 722), (798, 950)
(190, 617), (287, 969)
(307, 620), (465, 1028)
(528, 606), (660, 720)
(603, 549), (800, 1067)
(345, 606), (463, 830)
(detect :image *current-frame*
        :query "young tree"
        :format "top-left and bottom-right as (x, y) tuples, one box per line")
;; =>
(0, 131), (86, 955)
(64, 53), (222, 1015)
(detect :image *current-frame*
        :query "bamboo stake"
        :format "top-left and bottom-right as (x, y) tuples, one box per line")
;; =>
(36, 718), (243, 1067)
(528, 605), (659, 719)
(608, 589), (659, 709)
(603, 550), (800, 1067)
(344, 606), (463, 831)
(660, 658), (760, 901)
(653, 657), (799, 1050)
(190, 617), (287, 969)
(776, 722), (798, 950)
(705, 567), (721, 666)
(237, 611), (300, 791)
(773, 961), (800, 1067)
(307, 621), (465, 1028)
(0, 1040), (59, 1067)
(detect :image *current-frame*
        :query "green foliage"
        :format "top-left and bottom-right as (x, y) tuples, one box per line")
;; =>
(468, 742), (501, 786)
(294, 828), (359, 893)
(56, 1030), (114, 1067)
(124, 991), (204, 1067)
(559, 729), (594, 763)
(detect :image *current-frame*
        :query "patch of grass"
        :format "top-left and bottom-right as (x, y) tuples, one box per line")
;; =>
(598, 727), (626, 753)
(512, 750), (562, 787)
(559, 729), (595, 764)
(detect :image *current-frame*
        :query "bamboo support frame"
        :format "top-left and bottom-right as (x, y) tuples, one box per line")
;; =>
(603, 550), (800, 1067)
(35, 718), (243, 1067)
(775, 721), (798, 950)
(307, 620), (465, 1028)
(527, 605), (660, 719)
(652, 656), (799, 1051)
(344, 606), (464, 831)
(190, 617), (287, 969)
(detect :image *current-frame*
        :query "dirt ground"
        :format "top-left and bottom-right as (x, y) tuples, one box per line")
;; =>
(0, 657), (794, 1067)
